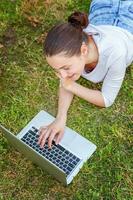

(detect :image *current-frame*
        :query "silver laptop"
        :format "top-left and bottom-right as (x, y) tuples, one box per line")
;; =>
(0, 110), (96, 185)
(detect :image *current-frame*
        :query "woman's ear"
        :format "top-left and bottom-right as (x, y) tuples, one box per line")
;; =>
(80, 43), (88, 56)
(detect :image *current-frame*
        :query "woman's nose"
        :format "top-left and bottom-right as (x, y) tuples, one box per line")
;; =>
(60, 70), (68, 78)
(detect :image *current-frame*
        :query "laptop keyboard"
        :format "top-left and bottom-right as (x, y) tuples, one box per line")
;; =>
(21, 126), (81, 176)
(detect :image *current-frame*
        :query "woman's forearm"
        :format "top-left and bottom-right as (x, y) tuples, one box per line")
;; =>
(67, 82), (105, 107)
(56, 85), (74, 120)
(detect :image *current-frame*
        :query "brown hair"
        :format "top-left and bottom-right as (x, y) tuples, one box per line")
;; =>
(43, 11), (89, 57)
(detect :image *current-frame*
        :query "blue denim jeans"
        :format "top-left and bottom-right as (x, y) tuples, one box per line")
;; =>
(89, 0), (133, 35)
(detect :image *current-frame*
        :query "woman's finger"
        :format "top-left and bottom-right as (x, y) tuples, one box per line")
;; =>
(40, 128), (52, 148)
(55, 130), (64, 145)
(38, 127), (48, 144)
(48, 130), (57, 149)
(38, 126), (47, 135)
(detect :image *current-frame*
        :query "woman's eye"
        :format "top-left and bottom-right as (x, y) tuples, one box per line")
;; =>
(64, 67), (69, 70)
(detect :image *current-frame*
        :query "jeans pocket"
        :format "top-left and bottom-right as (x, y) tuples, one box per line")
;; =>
(128, 4), (133, 14)
(89, 0), (113, 13)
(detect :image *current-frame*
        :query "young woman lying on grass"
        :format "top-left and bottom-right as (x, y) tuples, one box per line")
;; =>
(38, 0), (133, 148)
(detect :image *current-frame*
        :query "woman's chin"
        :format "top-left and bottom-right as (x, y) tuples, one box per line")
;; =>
(73, 74), (80, 81)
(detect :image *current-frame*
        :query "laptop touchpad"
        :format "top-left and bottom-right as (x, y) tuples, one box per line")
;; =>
(60, 127), (77, 147)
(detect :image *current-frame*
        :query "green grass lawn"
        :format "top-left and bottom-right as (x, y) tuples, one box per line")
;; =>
(0, 0), (133, 199)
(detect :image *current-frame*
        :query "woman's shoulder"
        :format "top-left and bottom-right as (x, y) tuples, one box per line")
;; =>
(85, 24), (127, 52)
(84, 24), (127, 64)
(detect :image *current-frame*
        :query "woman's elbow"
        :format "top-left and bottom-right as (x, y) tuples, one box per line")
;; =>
(104, 99), (114, 108)
(102, 95), (115, 108)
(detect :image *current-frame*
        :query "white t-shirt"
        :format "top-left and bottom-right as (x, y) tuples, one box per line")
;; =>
(82, 24), (133, 107)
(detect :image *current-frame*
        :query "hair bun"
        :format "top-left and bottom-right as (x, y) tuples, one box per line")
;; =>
(68, 11), (89, 30)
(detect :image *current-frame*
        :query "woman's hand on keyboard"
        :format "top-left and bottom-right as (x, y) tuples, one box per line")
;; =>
(37, 118), (66, 149)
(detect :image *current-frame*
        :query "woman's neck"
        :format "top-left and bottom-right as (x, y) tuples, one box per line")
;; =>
(85, 35), (99, 65)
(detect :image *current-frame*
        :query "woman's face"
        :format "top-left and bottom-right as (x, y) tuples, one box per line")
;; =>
(46, 53), (86, 81)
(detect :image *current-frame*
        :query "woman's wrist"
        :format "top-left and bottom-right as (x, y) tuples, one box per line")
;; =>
(56, 113), (67, 122)
(60, 78), (75, 91)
